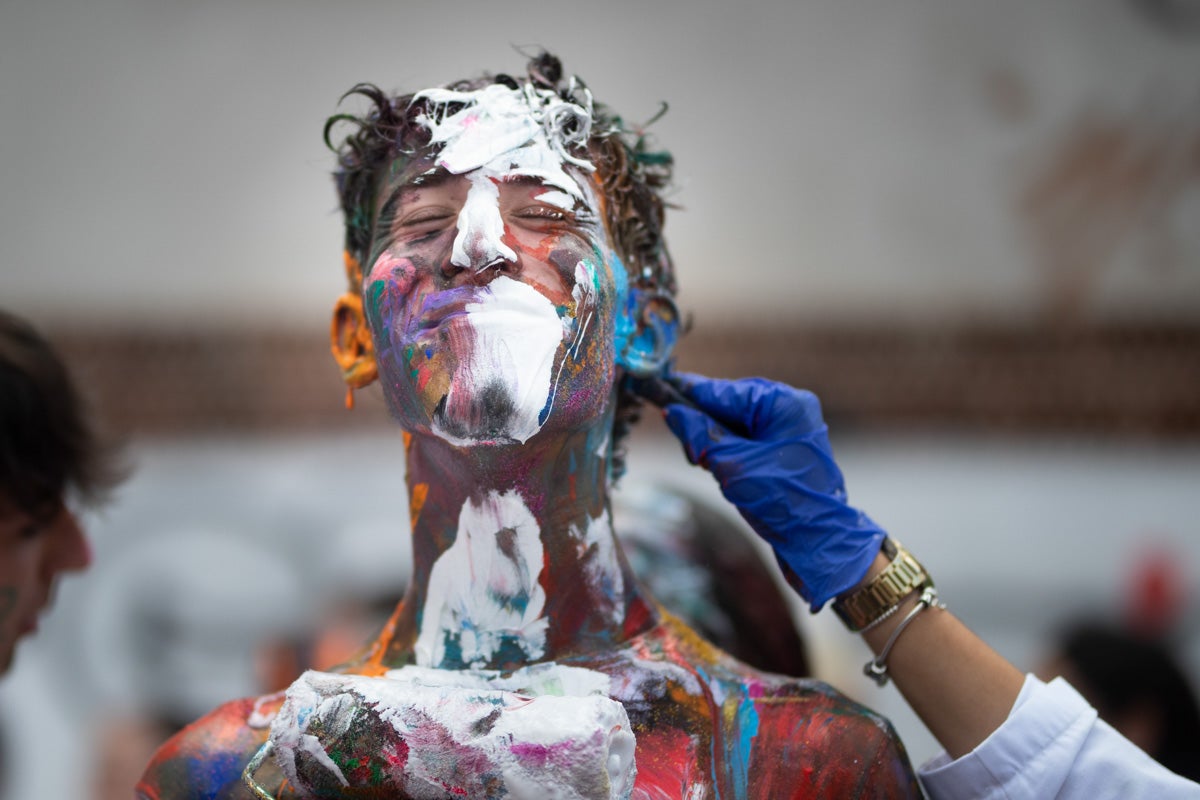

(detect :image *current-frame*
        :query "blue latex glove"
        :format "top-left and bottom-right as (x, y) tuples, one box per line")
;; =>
(662, 373), (886, 611)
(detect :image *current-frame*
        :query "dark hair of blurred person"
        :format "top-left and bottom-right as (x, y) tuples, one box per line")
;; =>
(0, 308), (124, 672)
(1041, 622), (1200, 781)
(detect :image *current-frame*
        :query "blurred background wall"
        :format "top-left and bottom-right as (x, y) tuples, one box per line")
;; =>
(1, 0), (1198, 796)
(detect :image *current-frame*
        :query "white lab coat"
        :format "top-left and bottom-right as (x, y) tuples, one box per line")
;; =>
(919, 675), (1200, 799)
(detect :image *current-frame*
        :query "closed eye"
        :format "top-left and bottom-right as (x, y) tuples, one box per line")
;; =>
(397, 207), (457, 240)
(511, 204), (575, 230)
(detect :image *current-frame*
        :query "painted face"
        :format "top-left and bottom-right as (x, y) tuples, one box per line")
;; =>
(361, 84), (632, 446)
(0, 496), (91, 672)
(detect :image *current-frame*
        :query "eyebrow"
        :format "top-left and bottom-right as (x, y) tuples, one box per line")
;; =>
(377, 167), (457, 226)
(498, 175), (548, 188)
(498, 174), (579, 197)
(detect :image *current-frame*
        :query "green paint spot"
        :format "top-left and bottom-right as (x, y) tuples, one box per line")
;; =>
(366, 281), (388, 330)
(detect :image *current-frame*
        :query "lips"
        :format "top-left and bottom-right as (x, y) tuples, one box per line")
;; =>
(416, 308), (469, 332)
(407, 281), (563, 339)
(407, 288), (482, 336)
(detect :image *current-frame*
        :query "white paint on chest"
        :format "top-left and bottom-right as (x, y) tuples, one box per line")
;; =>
(416, 489), (549, 668)
(267, 666), (636, 800)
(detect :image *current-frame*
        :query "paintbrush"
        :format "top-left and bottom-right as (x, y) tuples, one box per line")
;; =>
(625, 373), (694, 410)
(627, 371), (754, 438)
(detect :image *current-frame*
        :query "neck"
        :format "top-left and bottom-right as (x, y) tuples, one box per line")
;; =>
(364, 414), (657, 672)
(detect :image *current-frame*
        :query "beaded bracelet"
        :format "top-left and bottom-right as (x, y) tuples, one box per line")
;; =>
(863, 586), (946, 687)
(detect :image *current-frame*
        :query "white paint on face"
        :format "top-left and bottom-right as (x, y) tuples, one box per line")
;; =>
(431, 276), (564, 446)
(413, 83), (594, 267)
(416, 490), (548, 668)
(399, 84), (617, 447)
(539, 261), (598, 431)
(536, 189), (577, 212)
(450, 172), (517, 271)
(269, 668), (637, 800)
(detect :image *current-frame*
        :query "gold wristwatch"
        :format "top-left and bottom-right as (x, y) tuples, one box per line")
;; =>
(832, 538), (933, 632)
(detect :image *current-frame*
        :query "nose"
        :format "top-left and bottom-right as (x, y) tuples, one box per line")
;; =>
(44, 508), (92, 575)
(448, 180), (518, 276)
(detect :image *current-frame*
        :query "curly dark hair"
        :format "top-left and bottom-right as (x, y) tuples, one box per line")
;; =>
(324, 51), (678, 477)
(0, 310), (125, 519)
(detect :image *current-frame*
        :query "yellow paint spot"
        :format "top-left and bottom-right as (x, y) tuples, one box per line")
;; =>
(410, 482), (429, 530)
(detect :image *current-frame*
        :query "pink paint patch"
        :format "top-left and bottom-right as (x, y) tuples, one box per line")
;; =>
(510, 740), (573, 769)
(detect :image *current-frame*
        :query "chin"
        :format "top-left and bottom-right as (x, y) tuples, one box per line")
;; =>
(430, 378), (546, 446)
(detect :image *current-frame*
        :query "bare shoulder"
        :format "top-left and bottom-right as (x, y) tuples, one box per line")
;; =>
(136, 693), (282, 800)
(641, 615), (922, 797)
(743, 676), (923, 798)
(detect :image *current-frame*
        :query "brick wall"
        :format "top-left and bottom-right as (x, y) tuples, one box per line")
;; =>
(47, 322), (1200, 438)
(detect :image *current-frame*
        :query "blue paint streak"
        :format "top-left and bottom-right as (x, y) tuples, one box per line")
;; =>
(730, 693), (760, 799)
(609, 252), (636, 368)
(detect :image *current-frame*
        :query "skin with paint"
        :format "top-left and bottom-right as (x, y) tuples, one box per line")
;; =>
(138, 69), (920, 799)
(0, 497), (90, 673)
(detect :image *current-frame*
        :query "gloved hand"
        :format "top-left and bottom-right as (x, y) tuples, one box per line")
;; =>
(661, 373), (885, 611)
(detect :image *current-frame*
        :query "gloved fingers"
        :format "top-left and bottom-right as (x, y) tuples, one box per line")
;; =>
(666, 372), (756, 435)
(669, 372), (766, 431)
(662, 402), (742, 467)
(670, 373), (826, 439)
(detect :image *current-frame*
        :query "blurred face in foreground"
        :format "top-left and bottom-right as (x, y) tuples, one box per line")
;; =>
(0, 495), (90, 672)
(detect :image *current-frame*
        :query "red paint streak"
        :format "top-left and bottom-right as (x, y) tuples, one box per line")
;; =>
(622, 597), (654, 640)
(630, 728), (699, 800)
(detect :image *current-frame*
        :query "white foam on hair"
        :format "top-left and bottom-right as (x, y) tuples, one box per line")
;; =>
(414, 82), (595, 178)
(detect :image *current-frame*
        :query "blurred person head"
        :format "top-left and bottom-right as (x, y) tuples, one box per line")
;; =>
(325, 50), (680, 478)
(0, 309), (123, 672)
(1039, 621), (1200, 780)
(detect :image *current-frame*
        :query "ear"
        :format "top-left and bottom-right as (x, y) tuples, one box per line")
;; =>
(617, 288), (680, 377)
(330, 292), (378, 390)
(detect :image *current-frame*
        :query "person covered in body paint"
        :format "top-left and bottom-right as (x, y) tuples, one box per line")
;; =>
(0, 310), (122, 675)
(137, 53), (922, 799)
(659, 377), (1200, 797)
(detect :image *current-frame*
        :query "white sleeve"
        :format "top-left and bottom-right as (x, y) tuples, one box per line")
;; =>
(917, 674), (1200, 800)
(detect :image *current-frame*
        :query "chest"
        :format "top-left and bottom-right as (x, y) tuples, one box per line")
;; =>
(627, 726), (716, 800)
